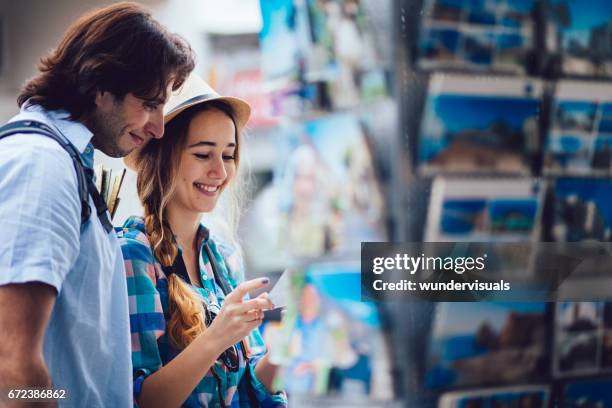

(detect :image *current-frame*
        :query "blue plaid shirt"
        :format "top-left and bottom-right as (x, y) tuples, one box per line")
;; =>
(117, 216), (286, 407)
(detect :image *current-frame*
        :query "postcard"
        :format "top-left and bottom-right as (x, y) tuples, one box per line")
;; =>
(544, 81), (612, 175)
(438, 385), (549, 408)
(268, 268), (291, 310)
(259, 0), (301, 83)
(547, 0), (612, 78)
(418, 74), (542, 175)
(274, 262), (393, 399)
(545, 132), (599, 175)
(562, 377), (612, 407)
(553, 301), (612, 377)
(418, 0), (536, 73)
(301, 0), (387, 108)
(425, 177), (542, 242)
(426, 302), (548, 389)
(554, 302), (602, 376)
(273, 113), (387, 258)
(547, 178), (612, 242)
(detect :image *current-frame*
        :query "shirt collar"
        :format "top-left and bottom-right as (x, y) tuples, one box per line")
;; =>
(195, 224), (211, 250)
(122, 216), (211, 250)
(20, 104), (93, 154)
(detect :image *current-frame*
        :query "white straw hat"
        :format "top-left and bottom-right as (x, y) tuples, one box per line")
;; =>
(125, 73), (251, 169)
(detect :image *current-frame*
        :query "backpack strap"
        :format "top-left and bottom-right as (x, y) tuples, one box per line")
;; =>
(84, 169), (114, 233)
(0, 120), (112, 233)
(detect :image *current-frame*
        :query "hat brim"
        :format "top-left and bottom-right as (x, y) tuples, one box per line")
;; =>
(124, 94), (250, 170)
(163, 94), (250, 130)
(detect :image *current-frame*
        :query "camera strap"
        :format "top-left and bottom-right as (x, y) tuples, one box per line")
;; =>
(161, 239), (261, 407)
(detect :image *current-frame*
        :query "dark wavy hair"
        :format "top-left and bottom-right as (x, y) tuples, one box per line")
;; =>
(17, 2), (195, 121)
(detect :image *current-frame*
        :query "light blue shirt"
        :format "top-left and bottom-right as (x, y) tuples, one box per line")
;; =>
(0, 105), (132, 407)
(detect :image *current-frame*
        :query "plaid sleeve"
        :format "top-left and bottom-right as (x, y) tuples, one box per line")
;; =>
(243, 329), (288, 407)
(118, 229), (166, 403)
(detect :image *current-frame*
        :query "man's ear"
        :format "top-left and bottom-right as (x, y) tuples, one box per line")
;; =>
(95, 90), (112, 110)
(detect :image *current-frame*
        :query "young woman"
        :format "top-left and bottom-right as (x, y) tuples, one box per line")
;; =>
(118, 74), (286, 408)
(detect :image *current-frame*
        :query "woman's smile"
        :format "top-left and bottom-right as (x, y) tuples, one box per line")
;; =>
(193, 182), (220, 196)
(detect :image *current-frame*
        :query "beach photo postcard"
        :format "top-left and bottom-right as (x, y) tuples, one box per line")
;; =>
(425, 177), (542, 243)
(562, 377), (612, 407)
(544, 81), (612, 175)
(273, 262), (393, 400)
(548, 178), (612, 242)
(417, 0), (536, 73)
(438, 385), (550, 408)
(425, 302), (548, 389)
(418, 74), (542, 175)
(546, 0), (612, 78)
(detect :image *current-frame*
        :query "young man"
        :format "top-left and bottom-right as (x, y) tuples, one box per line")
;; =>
(0, 3), (194, 407)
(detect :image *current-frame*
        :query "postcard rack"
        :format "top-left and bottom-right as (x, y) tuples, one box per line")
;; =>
(251, 0), (404, 405)
(391, 0), (612, 406)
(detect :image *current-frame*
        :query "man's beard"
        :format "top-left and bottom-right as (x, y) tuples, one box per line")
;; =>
(88, 103), (132, 158)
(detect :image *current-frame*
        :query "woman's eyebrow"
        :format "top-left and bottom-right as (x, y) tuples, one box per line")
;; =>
(188, 141), (236, 148)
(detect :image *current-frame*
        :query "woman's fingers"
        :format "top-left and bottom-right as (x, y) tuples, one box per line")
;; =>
(212, 280), (273, 342)
(245, 308), (265, 322)
(221, 295), (270, 321)
(233, 295), (274, 314)
(224, 277), (270, 304)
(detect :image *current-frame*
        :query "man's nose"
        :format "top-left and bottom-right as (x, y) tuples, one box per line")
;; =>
(144, 109), (164, 139)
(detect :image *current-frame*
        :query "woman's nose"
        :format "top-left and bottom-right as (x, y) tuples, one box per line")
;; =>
(208, 156), (227, 179)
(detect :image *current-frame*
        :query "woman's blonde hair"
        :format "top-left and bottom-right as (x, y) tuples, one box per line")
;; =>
(134, 100), (241, 348)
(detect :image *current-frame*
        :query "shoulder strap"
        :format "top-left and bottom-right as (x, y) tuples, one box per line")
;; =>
(162, 250), (192, 283)
(0, 120), (112, 232)
(203, 243), (234, 296)
(162, 241), (233, 296)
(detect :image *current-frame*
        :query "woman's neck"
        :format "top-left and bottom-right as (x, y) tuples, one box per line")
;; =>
(165, 205), (202, 253)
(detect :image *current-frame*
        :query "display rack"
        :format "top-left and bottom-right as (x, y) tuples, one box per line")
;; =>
(393, 0), (612, 406)
(244, 0), (404, 405)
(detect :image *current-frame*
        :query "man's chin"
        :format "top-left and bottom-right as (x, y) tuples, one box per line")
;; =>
(99, 145), (134, 158)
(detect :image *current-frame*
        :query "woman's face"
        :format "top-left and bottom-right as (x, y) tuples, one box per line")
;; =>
(171, 108), (237, 215)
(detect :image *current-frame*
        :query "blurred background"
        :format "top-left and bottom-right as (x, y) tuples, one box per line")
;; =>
(1, 0), (611, 406)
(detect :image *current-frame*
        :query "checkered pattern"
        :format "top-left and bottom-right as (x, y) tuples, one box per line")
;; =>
(117, 216), (286, 407)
